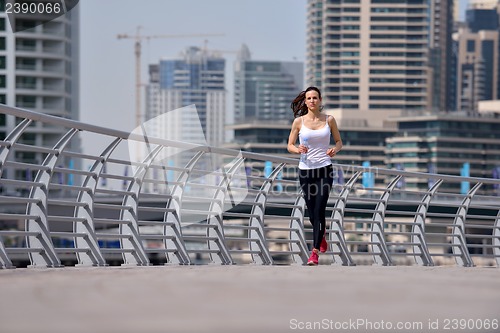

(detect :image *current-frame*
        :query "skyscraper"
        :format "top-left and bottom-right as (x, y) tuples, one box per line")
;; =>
(466, 0), (500, 31)
(0, 4), (80, 184)
(306, 0), (323, 89)
(429, 0), (455, 112)
(233, 45), (303, 123)
(146, 46), (226, 147)
(143, 47), (226, 194)
(469, 0), (500, 10)
(454, 2), (500, 111)
(453, 0), (461, 21)
(306, 0), (432, 112)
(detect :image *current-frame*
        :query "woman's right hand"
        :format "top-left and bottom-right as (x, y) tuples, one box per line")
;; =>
(298, 144), (309, 154)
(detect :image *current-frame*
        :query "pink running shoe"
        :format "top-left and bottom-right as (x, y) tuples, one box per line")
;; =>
(320, 234), (328, 253)
(307, 250), (319, 266)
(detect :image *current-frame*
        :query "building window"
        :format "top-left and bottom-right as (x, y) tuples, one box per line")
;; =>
(16, 76), (37, 89)
(15, 19), (37, 32)
(342, 77), (359, 82)
(341, 51), (359, 57)
(18, 132), (36, 145)
(16, 57), (36, 70)
(341, 95), (359, 100)
(341, 104), (359, 109)
(16, 39), (36, 51)
(16, 95), (37, 108)
(0, 37), (5, 50)
(466, 40), (475, 52)
(342, 86), (359, 91)
(0, 75), (5, 88)
(0, 56), (5, 69)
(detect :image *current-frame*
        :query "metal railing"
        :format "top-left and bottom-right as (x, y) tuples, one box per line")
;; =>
(1, 104), (500, 269)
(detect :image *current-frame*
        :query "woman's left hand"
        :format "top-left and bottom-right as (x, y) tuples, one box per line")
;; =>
(326, 148), (336, 157)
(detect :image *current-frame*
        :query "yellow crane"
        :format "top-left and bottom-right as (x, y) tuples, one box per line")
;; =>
(117, 26), (224, 127)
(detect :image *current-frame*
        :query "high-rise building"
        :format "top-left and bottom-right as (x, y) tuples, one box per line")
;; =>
(453, 0), (461, 21)
(0, 4), (80, 186)
(469, 0), (500, 10)
(306, 0), (323, 89)
(306, 0), (431, 112)
(466, 1), (500, 32)
(146, 46), (226, 147)
(454, 3), (500, 111)
(233, 45), (303, 123)
(429, 0), (455, 112)
(144, 47), (226, 194)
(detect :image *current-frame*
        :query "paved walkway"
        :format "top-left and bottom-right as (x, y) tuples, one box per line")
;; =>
(1, 265), (499, 333)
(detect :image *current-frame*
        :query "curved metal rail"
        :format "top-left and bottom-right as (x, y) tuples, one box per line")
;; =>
(1, 104), (500, 268)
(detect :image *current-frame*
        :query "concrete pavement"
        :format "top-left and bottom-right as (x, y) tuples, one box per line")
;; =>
(1, 265), (499, 333)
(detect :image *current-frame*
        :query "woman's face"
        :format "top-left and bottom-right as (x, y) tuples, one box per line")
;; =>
(305, 90), (321, 111)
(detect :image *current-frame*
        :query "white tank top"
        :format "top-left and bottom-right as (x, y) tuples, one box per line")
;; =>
(298, 115), (333, 170)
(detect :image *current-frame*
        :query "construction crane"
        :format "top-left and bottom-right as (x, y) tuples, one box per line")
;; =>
(117, 26), (225, 128)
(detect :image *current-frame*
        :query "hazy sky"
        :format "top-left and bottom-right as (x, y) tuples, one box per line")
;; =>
(79, 0), (307, 153)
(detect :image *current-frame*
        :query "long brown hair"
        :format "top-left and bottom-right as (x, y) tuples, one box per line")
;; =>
(290, 86), (322, 118)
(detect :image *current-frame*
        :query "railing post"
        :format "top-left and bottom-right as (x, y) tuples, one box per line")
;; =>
(0, 238), (14, 269)
(26, 128), (79, 267)
(0, 119), (32, 269)
(119, 145), (164, 266)
(289, 195), (309, 265)
(0, 118), (32, 178)
(74, 138), (122, 267)
(329, 170), (361, 266)
(452, 182), (481, 267)
(206, 157), (246, 265)
(411, 180), (441, 266)
(493, 209), (500, 267)
(162, 152), (206, 265)
(370, 175), (401, 266)
(248, 163), (286, 265)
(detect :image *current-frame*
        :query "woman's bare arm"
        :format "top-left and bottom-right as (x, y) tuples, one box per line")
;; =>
(326, 116), (342, 157)
(287, 118), (307, 154)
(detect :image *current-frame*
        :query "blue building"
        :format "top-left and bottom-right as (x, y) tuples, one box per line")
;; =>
(146, 46), (226, 146)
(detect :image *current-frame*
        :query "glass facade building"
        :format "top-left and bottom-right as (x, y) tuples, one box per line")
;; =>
(146, 46), (226, 147)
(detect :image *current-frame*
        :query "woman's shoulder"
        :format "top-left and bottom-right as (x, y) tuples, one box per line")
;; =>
(326, 114), (339, 129)
(292, 116), (302, 128)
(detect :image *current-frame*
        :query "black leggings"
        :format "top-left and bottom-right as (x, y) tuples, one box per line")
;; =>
(299, 165), (334, 250)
